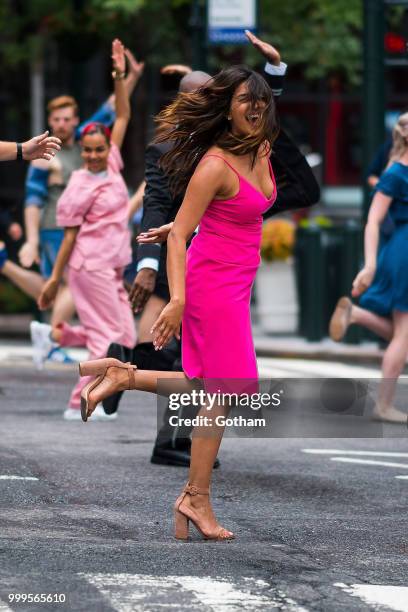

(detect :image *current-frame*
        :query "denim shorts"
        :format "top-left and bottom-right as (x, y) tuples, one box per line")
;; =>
(39, 229), (64, 278)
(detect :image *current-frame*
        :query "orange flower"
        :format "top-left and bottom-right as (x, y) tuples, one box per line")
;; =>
(261, 219), (295, 262)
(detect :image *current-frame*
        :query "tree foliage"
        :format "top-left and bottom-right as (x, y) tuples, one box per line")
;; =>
(0, 0), (368, 84)
(256, 0), (363, 85)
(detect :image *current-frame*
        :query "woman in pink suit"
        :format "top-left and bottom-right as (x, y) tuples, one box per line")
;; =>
(37, 40), (136, 420)
(78, 65), (278, 539)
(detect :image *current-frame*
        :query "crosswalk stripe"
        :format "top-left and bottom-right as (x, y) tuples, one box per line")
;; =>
(303, 449), (408, 458)
(331, 457), (408, 469)
(81, 574), (308, 611)
(0, 475), (39, 481)
(174, 576), (308, 611)
(335, 583), (408, 612)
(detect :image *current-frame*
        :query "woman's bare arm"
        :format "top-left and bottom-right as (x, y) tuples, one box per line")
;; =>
(38, 227), (79, 310)
(110, 39), (130, 150)
(352, 191), (392, 297)
(151, 157), (227, 349)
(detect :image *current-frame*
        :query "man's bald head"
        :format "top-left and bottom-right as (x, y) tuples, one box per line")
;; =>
(179, 70), (212, 93)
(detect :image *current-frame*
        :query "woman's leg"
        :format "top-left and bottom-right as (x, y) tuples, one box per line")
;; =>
(0, 259), (44, 300)
(375, 310), (408, 421)
(86, 364), (231, 534)
(351, 304), (393, 341)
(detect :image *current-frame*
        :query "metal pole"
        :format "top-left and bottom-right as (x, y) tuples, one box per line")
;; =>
(362, 0), (385, 220)
(190, 0), (207, 71)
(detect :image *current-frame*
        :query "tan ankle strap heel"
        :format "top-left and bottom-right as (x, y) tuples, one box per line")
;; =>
(174, 482), (234, 541)
(183, 483), (209, 496)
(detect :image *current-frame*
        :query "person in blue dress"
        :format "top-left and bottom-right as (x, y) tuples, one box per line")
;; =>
(329, 112), (408, 424)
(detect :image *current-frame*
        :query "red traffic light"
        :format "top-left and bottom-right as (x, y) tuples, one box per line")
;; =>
(385, 32), (406, 54)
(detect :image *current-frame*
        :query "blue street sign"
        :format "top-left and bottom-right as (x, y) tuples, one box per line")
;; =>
(207, 0), (257, 45)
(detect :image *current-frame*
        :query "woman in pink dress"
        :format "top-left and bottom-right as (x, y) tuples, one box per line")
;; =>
(37, 40), (136, 420)
(78, 65), (278, 539)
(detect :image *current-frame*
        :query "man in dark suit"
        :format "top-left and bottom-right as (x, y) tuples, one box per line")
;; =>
(104, 34), (320, 466)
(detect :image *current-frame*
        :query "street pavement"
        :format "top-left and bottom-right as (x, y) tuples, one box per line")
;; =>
(0, 341), (408, 612)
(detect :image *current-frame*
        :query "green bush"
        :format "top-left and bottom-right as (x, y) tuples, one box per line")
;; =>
(0, 280), (34, 314)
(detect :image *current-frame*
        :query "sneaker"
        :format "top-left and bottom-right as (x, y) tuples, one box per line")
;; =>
(47, 346), (77, 364)
(30, 321), (54, 370)
(92, 404), (118, 421)
(63, 407), (83, 421)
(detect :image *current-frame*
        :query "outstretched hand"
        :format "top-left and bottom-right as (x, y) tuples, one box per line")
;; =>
(137, 222), (173, 245)
(161, 64), (192, 76)
(245, 30), (281, 66)
(22, 131), (61, 161)
(112, 38), (126, 74)
(125, 48), (145, 80)
(151, 300), (183, 350)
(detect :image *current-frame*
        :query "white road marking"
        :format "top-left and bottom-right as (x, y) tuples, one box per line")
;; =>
(303, 449), (408, 458)
(0, 600), (13, 612)
(335, 583), (408, 612)
(0, 475), (38, 481)
(175, 576), (308, 611)
(82, 574), (308, 611)
(395, 475), (408, 480)
(331, 457), (408, 469)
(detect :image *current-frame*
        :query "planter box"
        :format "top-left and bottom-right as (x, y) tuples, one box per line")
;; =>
(256, 259), (298, 334)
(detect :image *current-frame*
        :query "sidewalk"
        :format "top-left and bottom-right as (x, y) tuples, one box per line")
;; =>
(0, 314), (383, 364)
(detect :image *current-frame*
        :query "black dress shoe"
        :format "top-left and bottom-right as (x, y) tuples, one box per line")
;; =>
(102, 343), (132, 415)
(150, 439), (220, 469)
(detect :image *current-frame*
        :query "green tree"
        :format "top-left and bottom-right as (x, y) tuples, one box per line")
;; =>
(257, 0), (363, 85)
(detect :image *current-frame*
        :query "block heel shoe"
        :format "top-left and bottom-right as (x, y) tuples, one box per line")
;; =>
(79, 358), (137, 423)
(174, 483), (234, 541)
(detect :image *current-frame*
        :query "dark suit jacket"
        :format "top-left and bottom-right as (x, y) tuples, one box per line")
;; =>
(136, 71), (320, 272)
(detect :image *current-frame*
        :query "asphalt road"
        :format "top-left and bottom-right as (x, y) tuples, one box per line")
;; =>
(0, 343), (407, 612)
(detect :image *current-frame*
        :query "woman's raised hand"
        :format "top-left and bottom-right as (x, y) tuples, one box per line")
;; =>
(137, 222), (173, 244)
(125, 49), (145, 80)
(351, 266), (375, 297)
(151, 300), (183, 350)
(112, 38), (126, 74)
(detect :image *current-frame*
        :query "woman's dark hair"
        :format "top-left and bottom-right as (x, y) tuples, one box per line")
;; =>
(155, 65), (278, 194)
(80, 122), (111, 144)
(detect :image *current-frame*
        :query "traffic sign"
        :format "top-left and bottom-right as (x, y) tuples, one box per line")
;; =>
(207, 0), (257, 45)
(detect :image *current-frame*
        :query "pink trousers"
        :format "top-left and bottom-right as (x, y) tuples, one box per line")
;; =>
(59, 265), (136, 409)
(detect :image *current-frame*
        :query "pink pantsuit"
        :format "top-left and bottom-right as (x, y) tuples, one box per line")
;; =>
(57, 144), (136, 408)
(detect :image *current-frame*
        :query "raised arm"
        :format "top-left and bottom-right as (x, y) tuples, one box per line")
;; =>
(151, 157), (226, 349)
(110, 39), (130, 150)
(245, 30), (287, 97)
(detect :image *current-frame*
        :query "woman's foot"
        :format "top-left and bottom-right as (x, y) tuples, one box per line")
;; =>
(174, 483), (234, 541)
(79, 359), (137, 421)
(329, 296), (352, 341)
(372, 405), (408, 424)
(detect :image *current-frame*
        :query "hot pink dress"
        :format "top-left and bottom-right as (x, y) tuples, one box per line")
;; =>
(182, 154), (276, 385)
